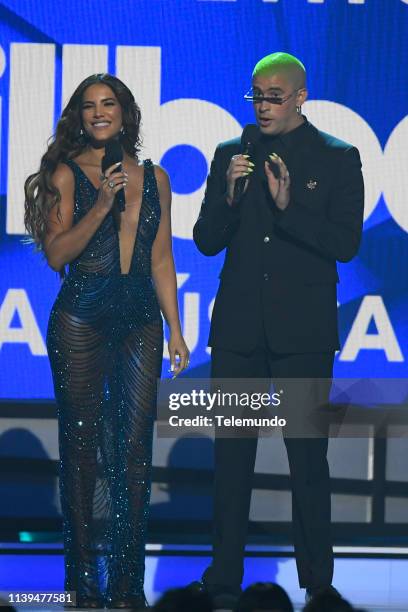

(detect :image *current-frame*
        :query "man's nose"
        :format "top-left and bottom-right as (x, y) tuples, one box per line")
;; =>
(258, 100), (270, 112)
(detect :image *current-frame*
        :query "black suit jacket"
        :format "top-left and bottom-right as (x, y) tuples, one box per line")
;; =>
(193, 119), (364, 354)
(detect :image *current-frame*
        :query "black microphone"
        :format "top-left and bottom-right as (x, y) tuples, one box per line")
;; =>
(232, 123), (260, 204)
(101, 139), (126, 212)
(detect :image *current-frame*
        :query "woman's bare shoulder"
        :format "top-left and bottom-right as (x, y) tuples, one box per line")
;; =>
(151, 163), (170, 189)
(51, 162), (75, 189)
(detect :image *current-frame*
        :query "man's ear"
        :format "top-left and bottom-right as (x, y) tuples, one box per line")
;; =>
(297, 88), (308, 106)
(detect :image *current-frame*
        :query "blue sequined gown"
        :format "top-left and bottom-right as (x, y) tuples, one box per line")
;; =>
(47, 158), (163, 603)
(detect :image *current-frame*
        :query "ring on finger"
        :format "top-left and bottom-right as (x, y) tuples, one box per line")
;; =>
(108, 180), (115, 189)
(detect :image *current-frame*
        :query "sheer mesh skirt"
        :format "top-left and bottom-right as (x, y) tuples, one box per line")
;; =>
(48, 305), (163, 601)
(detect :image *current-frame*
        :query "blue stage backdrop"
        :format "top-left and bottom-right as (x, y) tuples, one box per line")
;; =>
(0, 0), (407, 399)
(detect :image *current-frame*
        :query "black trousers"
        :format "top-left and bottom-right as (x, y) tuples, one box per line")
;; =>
(204, 347), (334, 590)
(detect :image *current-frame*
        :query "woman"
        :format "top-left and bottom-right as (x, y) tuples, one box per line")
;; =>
(24, 73), (189, 609)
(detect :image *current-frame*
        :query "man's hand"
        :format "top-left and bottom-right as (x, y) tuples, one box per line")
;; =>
(226, 154), (254, 206)
(264, 153), (290, 210)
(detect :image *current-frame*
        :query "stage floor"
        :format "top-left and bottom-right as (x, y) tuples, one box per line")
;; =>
(1, 543), (407, 611)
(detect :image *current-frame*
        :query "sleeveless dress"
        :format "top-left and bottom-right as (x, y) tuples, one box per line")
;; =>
(46, 158), (163, 603)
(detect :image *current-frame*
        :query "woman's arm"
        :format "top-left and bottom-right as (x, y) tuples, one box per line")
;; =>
(151, 165), (189, 375)
(44, 162), (126, 271)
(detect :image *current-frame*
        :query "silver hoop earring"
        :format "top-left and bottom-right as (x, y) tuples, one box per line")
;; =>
(120, 126), (125, 134)
(296, 105), (302, 115)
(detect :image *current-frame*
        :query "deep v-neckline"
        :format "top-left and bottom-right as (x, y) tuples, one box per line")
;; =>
(118, 163), (147, 276)
(69, 158), (147, 276)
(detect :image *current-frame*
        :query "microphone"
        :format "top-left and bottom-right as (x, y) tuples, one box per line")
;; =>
(233, 123), (260, 204)
(101, 139), (126, 212)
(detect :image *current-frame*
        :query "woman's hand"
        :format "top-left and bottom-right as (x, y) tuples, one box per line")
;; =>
(96, 161), (128, 212)
(168, 331), (190, 378)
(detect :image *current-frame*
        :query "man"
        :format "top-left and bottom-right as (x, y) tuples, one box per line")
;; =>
(192, 52), (364, 607)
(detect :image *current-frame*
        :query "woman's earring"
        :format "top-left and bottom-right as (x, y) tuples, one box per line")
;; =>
(296, 105), (302, 115)
(120, 126), (125, 134)
(77, 127), (87, 144)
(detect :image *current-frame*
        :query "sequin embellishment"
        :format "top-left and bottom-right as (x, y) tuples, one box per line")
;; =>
(46, 159), (163, 602)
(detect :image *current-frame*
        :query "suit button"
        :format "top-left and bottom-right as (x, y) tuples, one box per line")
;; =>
(263, 273), (269, 281)
(264, 236), (270, 243)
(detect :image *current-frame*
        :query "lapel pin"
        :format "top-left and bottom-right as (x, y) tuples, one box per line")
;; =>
(306, 179), (318, 190)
